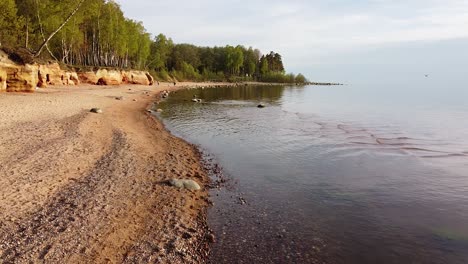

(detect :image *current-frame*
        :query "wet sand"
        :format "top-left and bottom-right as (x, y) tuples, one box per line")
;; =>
(0, 82), (224, 263)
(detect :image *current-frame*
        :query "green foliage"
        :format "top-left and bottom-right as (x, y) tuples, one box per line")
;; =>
(295, 73), (307, 84)
(148, 34), (173, 70)
(4, 0), (308, 82)
(244, 47), (258, 76)
(157, 69), (171, 81)
(225, 45), (244, 75)
(261, 51), (285, 73)
(0, 0), (24, 47)
(171, 62), (201, 81)
(3, 0), (151, 68)
(259, 72), (307, 84)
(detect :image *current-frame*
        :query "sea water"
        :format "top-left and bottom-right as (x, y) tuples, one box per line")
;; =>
(157, 78), (468, 263)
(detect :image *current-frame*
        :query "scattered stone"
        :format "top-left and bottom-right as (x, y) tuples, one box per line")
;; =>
(161, 90), (170, 99)
(115, 96), (124, 100)
(257, 103), (266, 108)
(156, 109), (163, 113)
(182, 232), (192, 239)
(169, 179), (201, 191)
(192, 99), (198, 102)
(238, 197), (247, 205)
(133, 99), (137, 102)
(206, 233), (216, 243)
(90, 108), (103, 114)
(146, 110), (153, 113)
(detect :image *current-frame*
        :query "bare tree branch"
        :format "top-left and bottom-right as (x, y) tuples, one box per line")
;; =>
(34, 0), (86, 57)
(35, 0), (58, 60)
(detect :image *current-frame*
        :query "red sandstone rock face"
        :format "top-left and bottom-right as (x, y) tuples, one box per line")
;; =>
(5, 64), (39, 92)
(97, 69), (122, 85)
(1, 51), (155, 91)
(80, 69), (122, 85)
(121, 70), (154, 85)
(145, 72), (154, 85)
(78, 71), (99, 85)
(130, 71), (149, 85)
(0, 68), (6, 92)
(69, 72), (80, 85)
(38, 63), (80, 87)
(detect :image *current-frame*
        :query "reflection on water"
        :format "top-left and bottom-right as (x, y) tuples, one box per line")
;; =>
(157, 85), (468, 264)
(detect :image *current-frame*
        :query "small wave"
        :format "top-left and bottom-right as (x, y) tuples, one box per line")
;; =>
(376, 138), (411, 146)
(351, 142), (379, 146)
(421, 153), (468, 159)
(401, 147), (449, 153)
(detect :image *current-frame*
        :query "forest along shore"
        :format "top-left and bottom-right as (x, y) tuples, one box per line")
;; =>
(0, 82), (226, 263)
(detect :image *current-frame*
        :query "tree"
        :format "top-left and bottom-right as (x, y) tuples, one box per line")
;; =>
(260, 56), (269, 75)
(148, 34), (173, 70)
(169, 44), (200, 71)
(225, 45), (244, 75)
(0, 0), (24, 47)
(295, 73), (307, 84)
(244, 47), (258, 77)
(34, 0), (85, 57)
(3, 0), (305, 81)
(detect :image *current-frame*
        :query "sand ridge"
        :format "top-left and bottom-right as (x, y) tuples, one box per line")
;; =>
(0, 82), (222, 263)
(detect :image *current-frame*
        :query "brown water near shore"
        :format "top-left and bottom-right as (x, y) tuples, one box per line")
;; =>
(0, 83), (223, 263)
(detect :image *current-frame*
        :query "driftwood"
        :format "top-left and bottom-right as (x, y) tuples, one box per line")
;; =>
(34, 0), (86, 57)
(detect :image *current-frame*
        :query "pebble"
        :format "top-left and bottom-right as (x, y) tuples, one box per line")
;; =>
(206, 233), (216, 243)
(90, 108), (103, 114)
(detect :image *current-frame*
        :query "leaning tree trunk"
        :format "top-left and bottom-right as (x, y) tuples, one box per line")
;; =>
(34, 0), (86, 58)
(35, 0), (58, 60)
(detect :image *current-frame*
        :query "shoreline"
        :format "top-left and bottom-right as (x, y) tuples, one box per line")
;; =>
(0, 82), (228, 263)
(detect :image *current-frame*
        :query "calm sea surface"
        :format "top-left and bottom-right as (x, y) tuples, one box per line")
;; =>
(157, 79), (468, 264)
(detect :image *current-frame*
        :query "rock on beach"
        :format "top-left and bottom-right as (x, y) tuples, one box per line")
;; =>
(90, 108), (103, 114)
(169, 179), (201, 191)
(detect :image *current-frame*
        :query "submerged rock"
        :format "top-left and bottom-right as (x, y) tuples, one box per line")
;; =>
(90, 108), (103, 114)
(257, 103), (266, 108)
(169, 179), (201, 191)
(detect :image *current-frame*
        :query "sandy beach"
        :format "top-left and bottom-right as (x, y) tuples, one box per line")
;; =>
(0, 83), (223, 263)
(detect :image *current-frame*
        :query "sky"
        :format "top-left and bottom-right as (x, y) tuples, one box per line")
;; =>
(118, 0), (468, 83)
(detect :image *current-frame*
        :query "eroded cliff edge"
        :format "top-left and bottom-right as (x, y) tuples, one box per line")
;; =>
(0, 49), (154, 92)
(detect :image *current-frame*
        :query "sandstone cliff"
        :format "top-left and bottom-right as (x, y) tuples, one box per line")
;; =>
(0, 50), (154, 92)
(0, 68), (7, 92)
